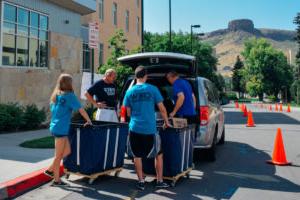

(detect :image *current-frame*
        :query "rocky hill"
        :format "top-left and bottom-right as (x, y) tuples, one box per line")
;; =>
(201, 19), (298, 77)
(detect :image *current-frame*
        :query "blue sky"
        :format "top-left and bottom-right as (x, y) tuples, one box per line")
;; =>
(144, 0), (300, 33)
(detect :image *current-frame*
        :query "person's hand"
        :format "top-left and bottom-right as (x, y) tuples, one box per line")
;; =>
(169, 111), (176, 118)
(96, 102), (107, 109)
(84, 120), (93, 127)
(163, 121), (173, 129)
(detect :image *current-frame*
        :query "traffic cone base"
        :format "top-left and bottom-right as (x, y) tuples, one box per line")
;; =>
(266, 160), (291, 166)
(266, 128), (291, 166)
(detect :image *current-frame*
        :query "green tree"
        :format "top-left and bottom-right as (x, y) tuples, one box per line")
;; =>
(293, 12), (300, 104)
(232, 56), (245, 98)
(99, 30), (140, 93)
(241, 38), (293, 101)
(144, 31), (223, 91)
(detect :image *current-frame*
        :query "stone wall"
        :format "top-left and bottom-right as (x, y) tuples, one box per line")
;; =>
(0, 32), (83, 109)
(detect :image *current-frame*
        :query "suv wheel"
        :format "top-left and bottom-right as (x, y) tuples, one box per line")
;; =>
(206, 129), (217, 162)
(218, 127), (225, 145)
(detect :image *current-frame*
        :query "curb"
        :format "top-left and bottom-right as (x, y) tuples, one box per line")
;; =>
(0, 166), (64, 200)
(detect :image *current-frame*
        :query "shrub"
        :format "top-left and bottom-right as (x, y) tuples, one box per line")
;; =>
(21, 104), (46, 130)
(0, 103), (24, 131)
(226, 92), (238, 100)
(267, 95), (277, 103)
(72, 105), (96, 122)
(0, 103), (46, 132)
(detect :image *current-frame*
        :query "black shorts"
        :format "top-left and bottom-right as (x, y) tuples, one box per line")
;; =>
(129, 131), (161, 158)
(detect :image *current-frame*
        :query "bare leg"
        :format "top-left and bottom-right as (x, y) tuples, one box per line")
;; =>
(155, 153), (163, 182)
(62, 138), (71, 158)
(52, 137), (66, 182)
(134, 158), (144, 181)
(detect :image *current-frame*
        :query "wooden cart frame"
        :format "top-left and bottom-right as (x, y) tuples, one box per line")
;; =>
(145, 167), (193, 187)
(64, 167), (123, 185)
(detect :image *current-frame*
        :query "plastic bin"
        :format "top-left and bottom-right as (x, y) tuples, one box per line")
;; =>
(63, 121), (128, 177)
(142, 125), (195, 186)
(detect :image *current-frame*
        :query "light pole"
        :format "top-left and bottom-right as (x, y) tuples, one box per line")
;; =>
(169, 0), (172, 51)
(191, 25), (201, 54)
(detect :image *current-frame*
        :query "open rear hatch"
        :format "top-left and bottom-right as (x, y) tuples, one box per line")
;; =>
(118, 52), (197, 77)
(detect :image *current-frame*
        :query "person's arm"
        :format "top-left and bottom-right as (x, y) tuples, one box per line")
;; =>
(157, 102), (172, 128)
(192, 93), (196, 109)
(170, 92), (185, 118)
(79, 108), (92, 126)
(85, 92), (106, 108)
(126, 107), (131, 117)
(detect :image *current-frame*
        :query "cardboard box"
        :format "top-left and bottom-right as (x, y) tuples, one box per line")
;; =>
(171, 118), (188, 128)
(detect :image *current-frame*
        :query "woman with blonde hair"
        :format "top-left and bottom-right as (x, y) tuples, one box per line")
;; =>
(45, 74), (92, 186)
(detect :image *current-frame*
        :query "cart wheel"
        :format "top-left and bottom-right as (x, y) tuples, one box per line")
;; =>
(65, 174), (70, 180)
(114, 171), (121, 177)
(171, 181), (176, 187)
(88, 178), (95, 185)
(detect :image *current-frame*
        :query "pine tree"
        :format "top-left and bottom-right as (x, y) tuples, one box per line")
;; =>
(232, 55), (244, 98)
(293, 13), (300, 104)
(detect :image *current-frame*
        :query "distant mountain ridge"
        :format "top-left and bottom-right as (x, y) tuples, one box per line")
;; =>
(201, 19), (297, 77)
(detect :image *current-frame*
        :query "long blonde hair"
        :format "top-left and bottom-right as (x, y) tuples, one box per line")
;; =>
(50, 74), (74, 103)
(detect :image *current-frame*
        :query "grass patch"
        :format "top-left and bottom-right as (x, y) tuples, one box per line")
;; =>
(20, 136), (54, 149)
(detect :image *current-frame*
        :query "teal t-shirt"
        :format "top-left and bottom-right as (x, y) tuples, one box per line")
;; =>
(50, 92), (82, 136)
(123, 83), (163, 135)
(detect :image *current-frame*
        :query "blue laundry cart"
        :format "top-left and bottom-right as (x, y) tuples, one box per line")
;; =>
(63, 121), (128, 184)
(142, 125), (195, 187)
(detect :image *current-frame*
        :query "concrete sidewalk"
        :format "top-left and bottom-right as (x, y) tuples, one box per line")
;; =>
(0, 129), (53, 183)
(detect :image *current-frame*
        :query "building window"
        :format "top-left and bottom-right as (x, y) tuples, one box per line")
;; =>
(99, 0), (104, 22)
(136, 0), (139, 7)
(2, 3), (49, 68)
(136, 17), (140, 35)
(82, 43), (91, 72)
(112, 3), (117, 26)
(125, 10), (129, 32)
(99, 43), (104, 66)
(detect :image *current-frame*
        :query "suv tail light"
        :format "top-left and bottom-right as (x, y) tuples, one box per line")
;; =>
(200, 106), (209, 126)
(120, 106), (127, 123)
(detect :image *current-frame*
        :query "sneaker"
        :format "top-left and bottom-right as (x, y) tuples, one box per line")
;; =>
(44, 170), (54, 178)
(51, 180), (69, 187)
(136, 181), (145, 191)
(156, 181), (169, 189)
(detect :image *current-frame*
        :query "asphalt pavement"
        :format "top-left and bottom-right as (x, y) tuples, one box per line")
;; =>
(16, 104), (300, 200)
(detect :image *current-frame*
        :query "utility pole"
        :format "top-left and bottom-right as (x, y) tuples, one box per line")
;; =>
(190, 25), (201, 54)
(169, 0), (172, 51)
(141, 0), (144, 50)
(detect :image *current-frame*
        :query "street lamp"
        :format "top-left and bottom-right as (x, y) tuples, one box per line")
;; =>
(169, 0), (172, 51)
(191, 25), (201, 54)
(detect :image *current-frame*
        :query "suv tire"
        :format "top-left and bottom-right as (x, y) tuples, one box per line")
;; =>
(218, 127), (225, 145)
(206, 129), (217, 162)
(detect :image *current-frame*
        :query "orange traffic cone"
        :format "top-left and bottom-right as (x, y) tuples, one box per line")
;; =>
(240, 104), (244, 112)
(279, 103), (283, 112)
(246, 111), (255, 127)
(267, 128), (291, 166)
(243, 105), (248, 117)
(287, 104), (291, 113)
(269, 105), (272, 111)
(275, 104), (278, 111)
(235, 101), (239, 109)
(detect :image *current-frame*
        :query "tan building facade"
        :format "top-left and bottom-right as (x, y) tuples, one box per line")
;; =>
(0, 0), (96, 108)
(0, 0), (142, 108)
(81, 0), (142, 70)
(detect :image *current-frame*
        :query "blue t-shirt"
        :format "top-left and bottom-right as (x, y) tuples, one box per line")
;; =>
(173, 79), (196, 116)
(50, 92), (82, 136)
(123, 83), (163, 135)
